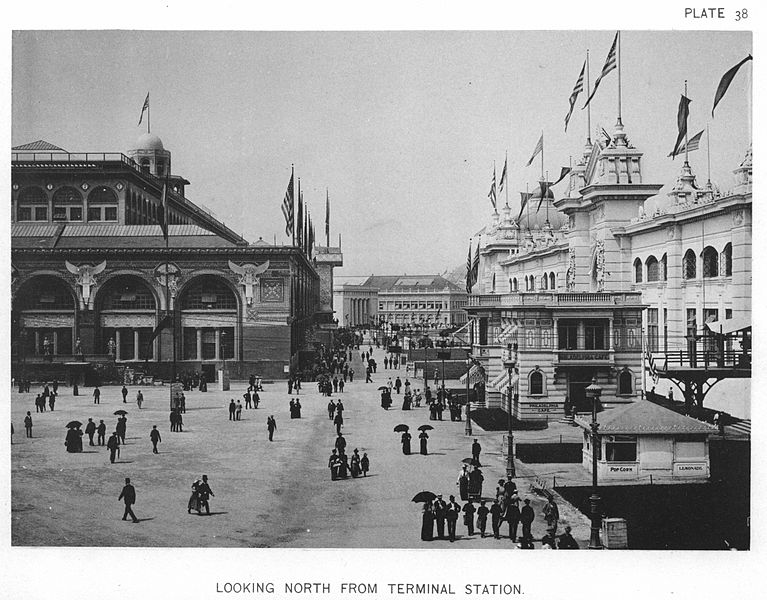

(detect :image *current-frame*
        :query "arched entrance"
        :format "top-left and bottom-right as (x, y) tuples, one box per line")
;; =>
(96, 275), (159, 361)
(13, 275), (77, 359)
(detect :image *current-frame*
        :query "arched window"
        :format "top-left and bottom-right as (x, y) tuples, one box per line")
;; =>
(529, 370), (544, 396)
(634, 258), (643, 283)
(87, 186), (118, 222)
(683, 249), (697, 280)
(17, 186), (48, 221)
(179, 276), (237, 310)
(661, 254), (668, 281)
(530, 276), (535, 291)
(549, 272), (555, 290)
(52, 186), (83, 221)
(618, 370), (633, 395)
(491, 273), (496, 292)
(646, 256), (659, 282)
(542, 273), (548, 289)
(702, 246), (719, 278)
(99, 276), (157, 310)
(722, 243), (732, 277)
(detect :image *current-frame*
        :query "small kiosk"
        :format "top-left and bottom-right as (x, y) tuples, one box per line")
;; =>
(576, 401), (716, 483)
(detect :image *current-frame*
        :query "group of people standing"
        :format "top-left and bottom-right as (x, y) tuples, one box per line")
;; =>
(328, 446), (369, 480)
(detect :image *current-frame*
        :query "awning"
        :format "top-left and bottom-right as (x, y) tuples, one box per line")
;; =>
(489, 369), (518, 393)
(706, 317), (751, 335)
(459, 364), (486, 386)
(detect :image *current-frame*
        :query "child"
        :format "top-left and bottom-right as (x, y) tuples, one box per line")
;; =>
(361, 452), (370, 476)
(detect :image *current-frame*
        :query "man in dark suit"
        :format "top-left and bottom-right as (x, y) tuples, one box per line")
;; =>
(520, 498), (535, 541)
(197, 475), (214, 515)
(107, 432), (120, 463)
(445, 495), (460, 542)
(471, 439), (482, 466)
(433, 495), (446, 539)
(150, 425), (161, 454)
(118, 477), (139, 522)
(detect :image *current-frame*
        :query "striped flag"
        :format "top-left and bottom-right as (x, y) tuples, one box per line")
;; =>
(137, 93), (150, 126)
(525, 134), (543, 167)
(583, 32), (618, 108)
(465, 241), (473, 293)
(471, 243), (480, 287)
(670, 95), (692, 159)
(668, 129), (704, 158)
(296, 188), (304, 251)
(712, 54), (752, 117)
(498, 157), (508, 193)
(488, 166), (497, 211)
(565, 59), (585, 132)
(281, 171), (295, 238)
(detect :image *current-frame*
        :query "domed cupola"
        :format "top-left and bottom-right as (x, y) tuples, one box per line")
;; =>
(519, 182), (565, 231)
(128, 132), (171, 178)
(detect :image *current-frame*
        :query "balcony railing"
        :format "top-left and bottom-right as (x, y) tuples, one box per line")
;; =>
(468, 292), (641, 307)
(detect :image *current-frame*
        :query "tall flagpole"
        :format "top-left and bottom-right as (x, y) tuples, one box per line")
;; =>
(295, 176), (300, 247)
(617, 31), (623, 127)
(540, 131), (544, 183)
(706, 124), (712, 186)
(684, 80), (690, 166)
(505, 150), (509, 208)
(586, 50), (592, 145)
(147, 97), (151, 134)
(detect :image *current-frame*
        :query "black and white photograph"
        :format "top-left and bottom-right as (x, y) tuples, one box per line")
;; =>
(2, 2), (764, 599)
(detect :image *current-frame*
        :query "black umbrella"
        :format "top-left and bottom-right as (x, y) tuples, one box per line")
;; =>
(417, 424), (434, 431)
(65, 420), (82, 429)
(393, 424), (409, 433)
(378, 386), (389, 391)
(461, 457), (479, 466)
(411, 491), (437, 503)
(113, 410), (128, 416)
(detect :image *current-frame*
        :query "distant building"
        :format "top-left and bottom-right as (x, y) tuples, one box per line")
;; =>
(10, 135), (340, 382)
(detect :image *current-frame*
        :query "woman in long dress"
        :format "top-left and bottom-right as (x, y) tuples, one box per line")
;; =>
(457, 465), (470, 501)
(401, 431), (412, 455)
(188, 479), (201, 514)
(421, 501), (435, 541)
(419, 431), (429, 455)
(468, 467), (484, 500)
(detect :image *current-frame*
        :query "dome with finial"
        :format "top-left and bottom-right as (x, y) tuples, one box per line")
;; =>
(519, 183), (565, 231)
(132, 132), (165, 152)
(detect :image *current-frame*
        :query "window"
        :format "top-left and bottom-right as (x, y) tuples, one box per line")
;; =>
(183, 328), (197, 360)
(17, 186), (48, 221)
(647, 308), (659, 352)
(52, 187), (83, 221)
(101, 279), (156, 310)
(634, 258), (643, 283)
(702, 246), (719, 278)
(585, 320), (606, 350)
(674, 438), (706, 461)
(542, 274), (548, 290)
(558, 320), (578, 350)
(87, 186), (118, 222)
(646, 256), (659, 282)
(529, 370), (544, 395)
(722, 243), (732, 277)
(683, 249), (697, 280)
(549, 272), (555, 290)
(661, 254), (668, 281)
(530, 276), (535, 291)
(605, 435), (637, 462)
(618, 370), (633, 395)
(180, 277), (237, 310)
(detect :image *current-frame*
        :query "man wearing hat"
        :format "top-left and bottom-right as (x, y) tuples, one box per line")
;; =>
(520, 498), (535, 541)
(471, 438), (482, 466)
(557, 525), (579, 549)
(118, 477), (139, 523)
(197, 475), (214, 515)
(445, 495), (460, 542)
(433, 495), (447, 539)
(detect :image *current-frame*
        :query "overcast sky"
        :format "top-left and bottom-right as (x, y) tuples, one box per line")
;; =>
(12, 30), (751, 278)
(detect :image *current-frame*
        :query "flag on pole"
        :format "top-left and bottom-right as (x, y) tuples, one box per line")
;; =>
(517, 191), (533, 222)
(297, 188), (304, 251)
(600, 127), (612, 146)
(325, 190), (330, 245)
(583, 32), (618, 108)
(552, 166), (572, 187)
(465, 241), (473, 293)
(488, 167), (497, 211)
(537, 181), (550, 212)
(668, 129), (704, 158)
(525, 134), (543, 167)
(499, 157), (508, 193)
(670, 95), (692, 159)
(471, 243), (480, 287)
(281, 171), (295, 238)
(158, 181), (169, 241)
(712, 54), (752, 117)
(145, 314), (173, 351)
(137, 93), (150, 126)
(646, 350), (659, 385)
(565, 59), (586, 131)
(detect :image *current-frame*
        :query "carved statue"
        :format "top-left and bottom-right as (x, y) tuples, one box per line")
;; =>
(228, 260), (270, 306)
(594, 240), (605, 292)
(566, 248), (576, 291)
(65, 260), (107, 305)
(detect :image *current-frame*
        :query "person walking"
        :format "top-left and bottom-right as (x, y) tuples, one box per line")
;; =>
(97, 420), (106, 446)
(490, 498), (503, 539)
(543, 497), (560, 534)
(433, 496), (446, 539)
(228, 399), (236, 421)
(401, 430), (412, 455)
(395, 377), (402, 394)
(197, 475), (214, 515)
(48, 392), (56, 411)
(85, 418), (96, 446)
(505, 496), (521, 542)
(421, 501), (435, 542)
(348, 368), (354, 382)
(93, 386), (100, 404)
(520, 498), (535, 541)
(462, 500), (476, 536)
(334, 411), (344, 435)
(419, 430), (429, 455)
(476, 500), (489, 538)
(136, 390), (144, 409)
(327, 400), (335, 420)
(235, 401), (243, 421)
(121, 385), (128, 404)
(107, 432), (120, 463)
(338, 379), (345, 393)
(150, 425), (161, 454)
(361, 452), (370, 476)
(328, 449), (340, 481)
(365, 366), (372, 383)
(457, 465), (469, 501)
(445, 496), (460, 542)
(267, 415), (277, 441)
(471, 438), (482, 466)
(118, 477), (139, 523)
(116, 416), (127, 445)
(24, 411), (33, 438)
(334, 433), (347, 455)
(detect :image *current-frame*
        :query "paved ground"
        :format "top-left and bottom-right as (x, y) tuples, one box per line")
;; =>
(11, 349), (591, 548)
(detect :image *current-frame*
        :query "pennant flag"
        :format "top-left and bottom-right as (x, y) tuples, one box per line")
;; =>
(281, 171), (295, 238)
(499, 157), (508, 193)
(325, 190), (330, 245)
(670, 95), (692, 159)
(465, 242), (473, 293)
(137, 93), (150, 126)
(517, 191), (533, 222)
(471, 243), (480, 288)
(536, 181), (550, 212)
(552, 166), (572, 187)
(584, 140), (603, 185)
(488, 167), (497, 211)
(565, 59), (586, 132)
(297, 188), (304, 251)
(583, 32), (618, 108)
(712, 55), (752, 117)
(600, 127), (612, 146)
(668, 129), (704, 158)
(158, 181), (169, 241)
(303, 201), (309, 252)
(525, 134), (543, 167)
(145, 314), (173, 354)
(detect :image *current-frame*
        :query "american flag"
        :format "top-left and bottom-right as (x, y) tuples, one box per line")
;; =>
(137, 92), (150, 126)
(465, 241), (473, 293)
(668, 129), (704, 157)
(488, 166), (497, 210)
(281, 171), (295, 238)
(525, 134), (543, 167)
(565, 59), (585, 132)
(583, 32), (618, 108)
(498, 157), (508, 193)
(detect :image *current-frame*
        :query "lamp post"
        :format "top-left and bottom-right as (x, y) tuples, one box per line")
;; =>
(464, 353), (472, 435)
(503, 344), (516, 480)
(585, 376), (604, 549)
(423, 333), (430, 391)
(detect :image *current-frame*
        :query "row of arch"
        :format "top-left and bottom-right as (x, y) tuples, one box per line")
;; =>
(509, 272), (557, 292)
(634, 244), (733, 283)
(525, 368), (634, 396)
(16, 185), (118, 222)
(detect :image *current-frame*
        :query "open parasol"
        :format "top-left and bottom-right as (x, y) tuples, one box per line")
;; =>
(411, 491), (437, 503)
(393, 424), (409, 433)
(417, 424), (434, 431)
(114, 410), (128, 416)
(461, 457), (480, 466)
(378, 386), (389, 391)
(65, 420), (82, 429)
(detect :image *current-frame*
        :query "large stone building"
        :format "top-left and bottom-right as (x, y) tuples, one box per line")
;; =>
(465, 120), (751, 420)
(10, 135), (341, 382)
